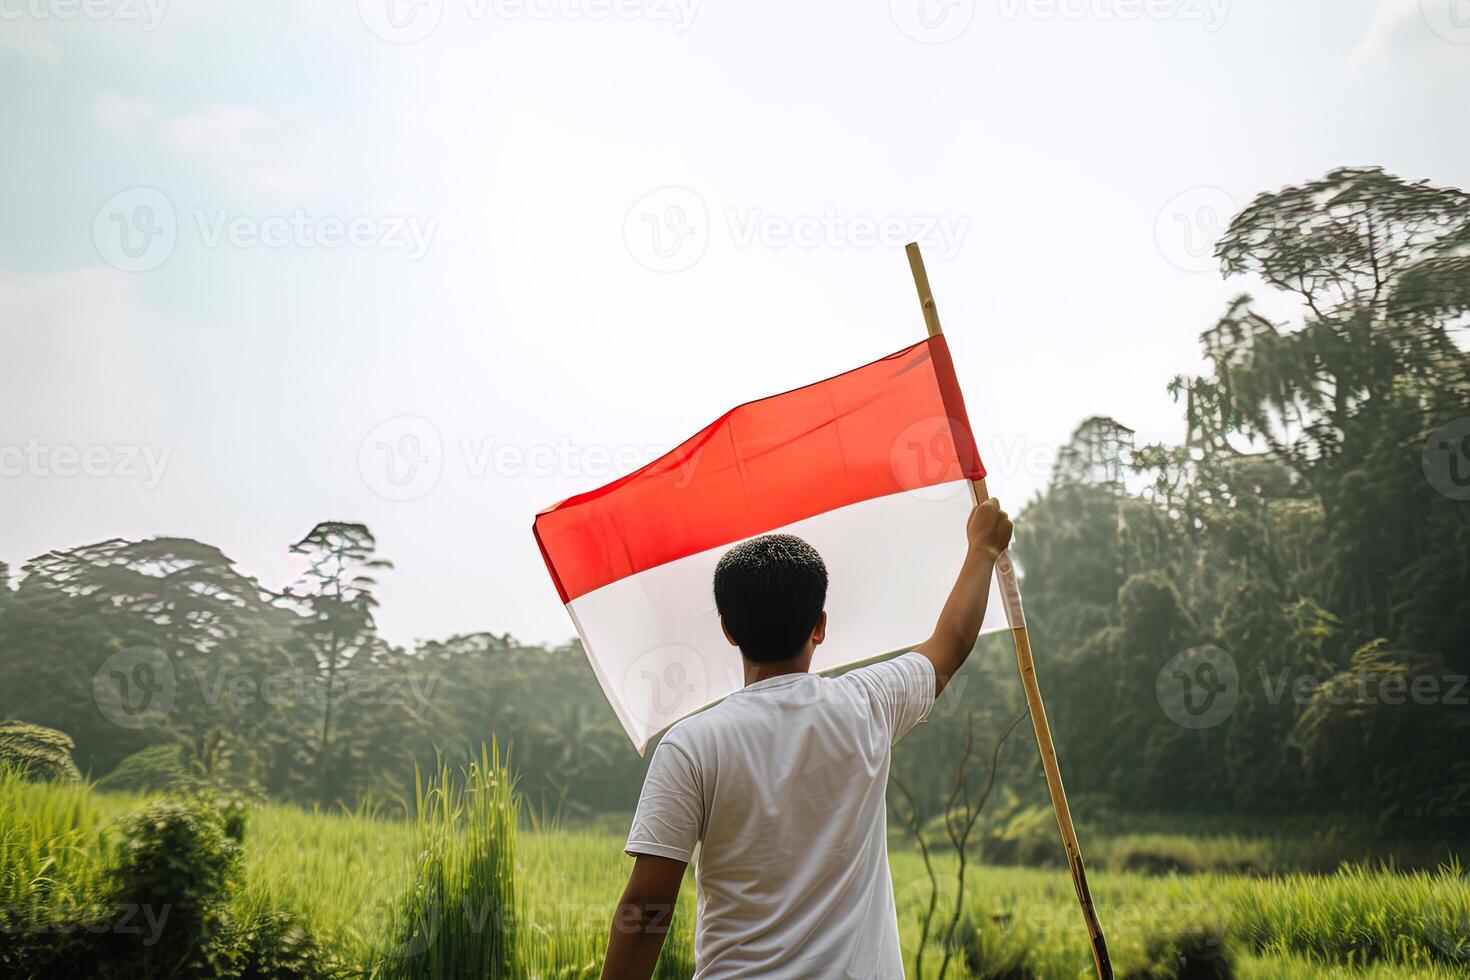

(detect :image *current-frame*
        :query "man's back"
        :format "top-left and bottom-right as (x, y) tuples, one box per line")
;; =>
(625, 652), (935, 979)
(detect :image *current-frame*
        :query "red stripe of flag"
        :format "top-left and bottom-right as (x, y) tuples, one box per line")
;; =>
(534, 335), (984, 604)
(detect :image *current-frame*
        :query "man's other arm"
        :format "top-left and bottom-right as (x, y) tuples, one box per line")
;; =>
(915, 498), (1013, 696)
(600, 854), (686, 980)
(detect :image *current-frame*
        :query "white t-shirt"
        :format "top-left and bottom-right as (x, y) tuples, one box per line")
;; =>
(625, 652), (936, 979)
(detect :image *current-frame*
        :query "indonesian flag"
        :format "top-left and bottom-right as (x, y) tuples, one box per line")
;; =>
(533, 335), (1010, 752)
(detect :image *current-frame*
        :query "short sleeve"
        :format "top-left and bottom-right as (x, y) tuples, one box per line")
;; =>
(843, 652), (936, 744)
(625, 738), (704, 862)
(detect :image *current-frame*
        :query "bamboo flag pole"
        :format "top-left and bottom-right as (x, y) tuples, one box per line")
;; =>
(904, 242), (1114, 980)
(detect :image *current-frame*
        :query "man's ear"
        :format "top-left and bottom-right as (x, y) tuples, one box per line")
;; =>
(811, 611), (827, 646)
(720, 616), (737, 647)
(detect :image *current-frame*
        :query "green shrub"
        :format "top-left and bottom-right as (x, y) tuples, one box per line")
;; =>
(0, 795), (242, 979)
(953, 914), (1036, 979)
(985, 805), (1064, 868)
(1105, 835), (1272, 876)
(96, 744), (187, 794)
(232, 908), (352, 980)
(0, 721), (81, 784)
(1114, 838), (1204, 876)
(2, 789), (339, 980)
(102, 796), (243, 977)
(1124, 917), (1235, 980)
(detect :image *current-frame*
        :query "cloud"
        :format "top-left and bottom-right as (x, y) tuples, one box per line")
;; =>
(0, 21), (61, 62)
(1352, 0), (1470, 69)
(0, 267), (145, 326)
(93, 93), (340, 197)
(161, 104), (338, 196)
(0, 268), (169, 423)
(93, 92), (159, 131)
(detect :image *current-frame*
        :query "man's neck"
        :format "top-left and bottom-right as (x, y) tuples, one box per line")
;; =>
(743, 656), (811, 687)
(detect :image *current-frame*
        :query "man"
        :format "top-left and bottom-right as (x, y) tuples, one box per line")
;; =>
(600, 498), (1013, 980)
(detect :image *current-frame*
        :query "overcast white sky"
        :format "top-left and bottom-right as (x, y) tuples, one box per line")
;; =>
(2, 0), (1467, 648)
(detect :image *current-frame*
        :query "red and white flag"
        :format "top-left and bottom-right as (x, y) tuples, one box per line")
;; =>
(533, 335), (1009, 752)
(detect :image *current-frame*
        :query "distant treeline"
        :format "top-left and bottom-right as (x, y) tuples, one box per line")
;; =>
(0, 534), (650, 813)
(1021, 167), (1470, 833)
(2, 167), (1467, 833)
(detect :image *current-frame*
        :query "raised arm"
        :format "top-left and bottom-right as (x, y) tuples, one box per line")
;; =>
(915, 498), (1013, 696)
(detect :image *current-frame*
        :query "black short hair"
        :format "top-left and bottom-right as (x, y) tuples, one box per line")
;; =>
(713, 534), (828, 664)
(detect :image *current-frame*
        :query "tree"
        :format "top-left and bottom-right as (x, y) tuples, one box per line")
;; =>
(1197, 167), (1470, 643)
(0, 537), (290, 781)
(1022, 168), (1470, 826)
(286, 522), (392, 805)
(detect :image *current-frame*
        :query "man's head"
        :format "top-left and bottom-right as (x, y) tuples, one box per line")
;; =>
(713, 534), (828, 664)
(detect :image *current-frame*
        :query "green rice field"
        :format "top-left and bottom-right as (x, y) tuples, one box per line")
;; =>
(3, 767), (1467, 979)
